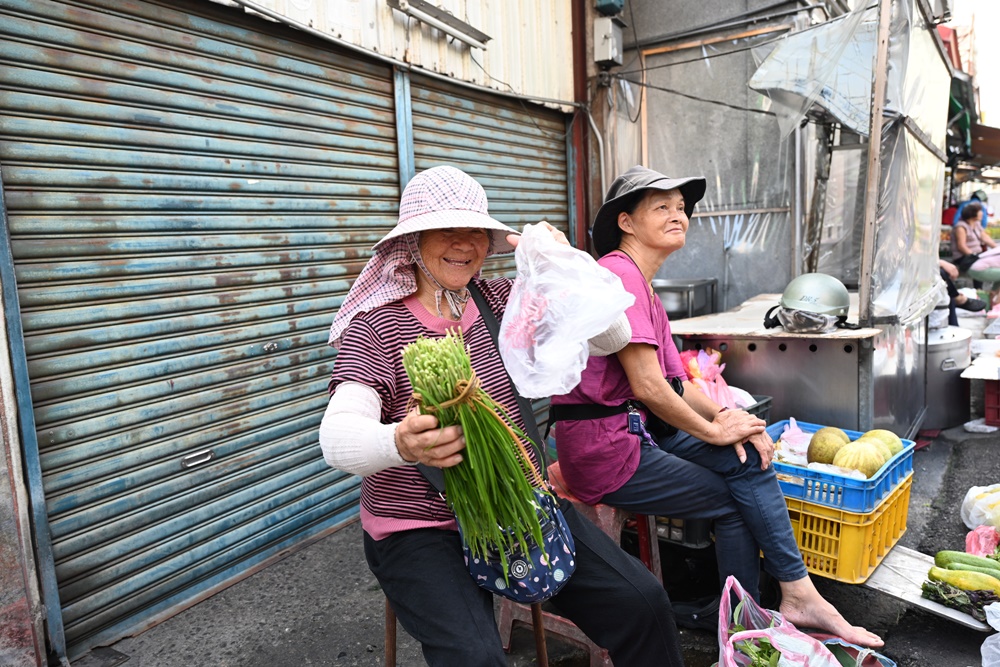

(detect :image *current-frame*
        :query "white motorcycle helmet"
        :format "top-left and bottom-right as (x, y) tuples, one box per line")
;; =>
(763, 273), (858, 333)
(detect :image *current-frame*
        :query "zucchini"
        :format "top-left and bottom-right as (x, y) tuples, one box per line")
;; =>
(934, 550), (1000, 571)
(928, 566), (1000, 596)
(945, 562), (1000, 581)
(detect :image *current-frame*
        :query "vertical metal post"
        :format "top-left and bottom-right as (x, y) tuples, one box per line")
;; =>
(393, 67), (415, 188)
(0, 170), (68, 663)
(858, 0), (894, 325)
(792, 124), (803, 276)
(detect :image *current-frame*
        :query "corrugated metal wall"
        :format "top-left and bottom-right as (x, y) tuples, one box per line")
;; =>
(0, 0), (575, 659)
(220, 0), (576, 106)
(0, 0), (397, 657)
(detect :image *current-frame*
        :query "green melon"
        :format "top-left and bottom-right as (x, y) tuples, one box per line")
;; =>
(854, 437), (891, 464)
(832, 440), (886, 478)
(863, 429), (904, 456)
(806, 426), (851, 464)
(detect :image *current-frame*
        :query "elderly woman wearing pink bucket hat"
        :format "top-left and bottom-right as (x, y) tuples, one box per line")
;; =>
(320, 165), (683, 666)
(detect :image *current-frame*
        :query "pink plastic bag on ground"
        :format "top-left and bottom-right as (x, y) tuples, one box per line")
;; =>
(967, 525), (1000, 557)
(718, 576), (840, 667)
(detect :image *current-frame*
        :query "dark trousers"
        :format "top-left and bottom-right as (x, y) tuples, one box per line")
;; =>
(940, 267), (959, 326)
(364, 499), (684, 667)
(602, 432), (808, 601)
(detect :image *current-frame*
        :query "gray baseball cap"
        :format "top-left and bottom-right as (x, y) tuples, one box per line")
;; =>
(591, 165), (706, 257)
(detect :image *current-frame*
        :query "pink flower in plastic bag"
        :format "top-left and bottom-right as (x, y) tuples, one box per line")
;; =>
(698, 348), (725, 381)
(679, 350), (700, 380)
(502, 291), (548, 349)
(967, 525), (1000, 557)
(679, 348), (727, 381)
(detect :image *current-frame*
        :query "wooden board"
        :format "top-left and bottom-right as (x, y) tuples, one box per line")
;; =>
(863, 546), (990, 631)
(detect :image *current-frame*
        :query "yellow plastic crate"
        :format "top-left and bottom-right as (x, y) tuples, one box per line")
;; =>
(785, 473), (912, 584)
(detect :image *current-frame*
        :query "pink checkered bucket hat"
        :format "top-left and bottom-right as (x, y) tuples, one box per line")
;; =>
(374, 165), (518, 253)
(327, 166), (518, 348)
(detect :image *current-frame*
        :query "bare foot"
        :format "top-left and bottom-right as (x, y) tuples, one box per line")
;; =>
(778, 579), (884, 648)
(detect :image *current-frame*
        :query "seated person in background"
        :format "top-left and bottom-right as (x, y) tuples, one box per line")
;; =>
(552, 165), (883, 648)
(953, 189), (990, 227)
(968, 249), (1000, 310)
(939, 258), (986, 325)
(951, 202), (996, 283)
(319, 165), (684, 667)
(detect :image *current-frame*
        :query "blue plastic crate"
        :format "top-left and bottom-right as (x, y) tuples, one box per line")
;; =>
(768, 420), (915, 513)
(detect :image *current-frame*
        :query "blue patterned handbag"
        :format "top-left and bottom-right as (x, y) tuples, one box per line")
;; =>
(461, 488), (576, 603)
(421, 283), (577, 603)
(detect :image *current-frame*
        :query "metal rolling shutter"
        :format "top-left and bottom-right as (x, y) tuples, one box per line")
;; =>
(410, 74), (571, 279)
(409, 74), (571, 440)
(0, 0), (397, 657)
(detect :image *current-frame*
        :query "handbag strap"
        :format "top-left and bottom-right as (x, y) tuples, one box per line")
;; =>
(467, 282), (547, 472)
(416, 281), (547, 493)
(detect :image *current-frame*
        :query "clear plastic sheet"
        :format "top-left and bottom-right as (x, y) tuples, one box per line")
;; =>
(748, 0), (947, 323)
(638, 36), (794, 311)
(624, 0), (946, 342)
(871, 0), (949, 322)
(816, 145), (865, 285)
(870, 121), (946, 322)
(749, 7), (873, 139)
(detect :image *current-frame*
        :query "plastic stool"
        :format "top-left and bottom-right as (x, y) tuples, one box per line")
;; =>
(547, 462), (661, 585)
(386, 595), (550, 667)
(496, 462), (662, 667)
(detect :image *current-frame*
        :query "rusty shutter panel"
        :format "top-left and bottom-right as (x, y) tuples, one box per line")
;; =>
(0, 0), (397, 657)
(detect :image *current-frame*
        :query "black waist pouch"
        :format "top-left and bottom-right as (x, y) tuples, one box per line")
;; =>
(644, 376), (684, 440)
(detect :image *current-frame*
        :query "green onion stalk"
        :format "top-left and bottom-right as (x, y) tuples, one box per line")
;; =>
(402, 329), (552, 577)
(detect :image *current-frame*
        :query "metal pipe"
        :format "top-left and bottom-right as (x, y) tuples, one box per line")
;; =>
(0, 214), (46, 662)
(570, 0), (589, 251)
(0, 167), (69, 664)
(792, 124), (804, 275)
(585, 108), (608, 201)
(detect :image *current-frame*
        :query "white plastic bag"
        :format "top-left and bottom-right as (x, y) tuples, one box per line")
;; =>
(981, 602), (1000, 666)
(499, 223), (635, 398)
(962, 484), (1000, 530)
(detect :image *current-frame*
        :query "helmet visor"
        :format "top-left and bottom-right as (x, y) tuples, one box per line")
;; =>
(776, 307), (840, 334)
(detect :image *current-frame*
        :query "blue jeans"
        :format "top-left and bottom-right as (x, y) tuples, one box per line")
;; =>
(601, 431), (807, 600)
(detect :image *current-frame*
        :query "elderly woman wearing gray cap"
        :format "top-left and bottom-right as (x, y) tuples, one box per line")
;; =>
(319, 165), (683, 666)
(552, 165), (883, 648)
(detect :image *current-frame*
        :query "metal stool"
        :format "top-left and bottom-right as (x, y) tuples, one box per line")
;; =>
(496, 462), (662, 667)
(385, 595), (551, 667)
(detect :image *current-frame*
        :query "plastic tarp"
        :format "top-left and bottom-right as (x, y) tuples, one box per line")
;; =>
(748, 0), (949, 323)
(749, 8), (875, 138)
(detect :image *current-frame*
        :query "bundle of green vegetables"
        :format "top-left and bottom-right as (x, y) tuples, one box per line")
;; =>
(921, 580), (1000, 622)
(726, 598), (783, 667)
(402, 329), (550, 574)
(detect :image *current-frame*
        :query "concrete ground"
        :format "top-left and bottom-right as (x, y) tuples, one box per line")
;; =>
(73, 311), (999, 667)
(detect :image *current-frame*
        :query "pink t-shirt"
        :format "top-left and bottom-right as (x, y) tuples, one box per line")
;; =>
(551, 251), (687, 503)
